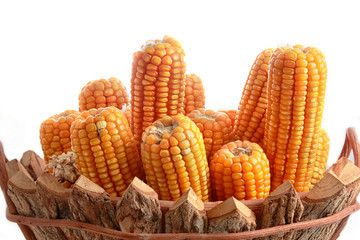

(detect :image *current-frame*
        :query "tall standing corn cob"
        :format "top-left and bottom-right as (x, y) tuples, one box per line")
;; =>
(70, 106), (143, 197)
(141, 114), (210, 201)
(184, 73), (205, 115)
(40, 110), (80, 163)
(187, 109), (232, 162)
(310, 128), (329, 189)
(210, 140), (271, 201)
(232, 48), (274, 144)
(79, 77), (129, 112)
(263, 45), (327, 192)
(131, 36), (186, 145)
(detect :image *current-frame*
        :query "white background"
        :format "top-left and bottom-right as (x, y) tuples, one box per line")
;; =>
(1, 0), (360, 239)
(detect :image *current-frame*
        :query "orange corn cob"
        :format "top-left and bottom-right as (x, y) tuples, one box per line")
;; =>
(184, 73), (205, 115)
(40, 110), (80, 163)
(79, 77), (129, 112)
(130, 36), (186, 145)
(187, 109), (232, 162)
(232, 48), (274, 144)
(70, 106), (143, 197)
(210, 140), (271, 201)
(219, 109), (238, 127)
(141, 114), (210, 201)
(263, 45), (327, 192)
(310, 128), (329, 189)
(121, 105), (132, 126)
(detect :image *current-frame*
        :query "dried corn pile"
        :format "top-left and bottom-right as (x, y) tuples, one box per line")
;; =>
(37, 36), (330, 202)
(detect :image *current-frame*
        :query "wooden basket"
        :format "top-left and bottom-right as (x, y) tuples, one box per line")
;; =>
(1, 127), (360, 240)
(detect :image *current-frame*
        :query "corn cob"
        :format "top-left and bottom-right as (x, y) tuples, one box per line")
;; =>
(232, 48), (274, 144)
(184, 73), (205, 115)
(210, 140), (271, 201)
(310, 128), (329, 189)
(79, 77), (129, 112)
(70, 106), (143, 197)
(263, 45), (327, 192)
(130, 36), (186, 145)
(141, 114), (210, 201)
(219, 109), (238, 127)
(187, 109), (232, 162)
(40, 110), (80, 163)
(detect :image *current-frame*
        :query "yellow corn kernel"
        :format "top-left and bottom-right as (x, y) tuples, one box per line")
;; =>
(70, 106), (143, 197)
(233, 48), (274, 144)
(210, 140), (270, 201)
(141, 114), (210, 201)
(263, 45), (327, 192)
(131, 36), (186, 145)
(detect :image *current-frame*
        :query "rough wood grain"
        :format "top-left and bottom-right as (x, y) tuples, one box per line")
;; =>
(7, 171), (65, 239)
(257, 180), (303, 240)
(165, 188), (207, 233)
(20, 150), (46, 180)
(207, 197), (256, 233)
(295, 159), (360, 240)
(116, 177), (162, 233)
(36, 172), (79, 239)
(0, 142), (36, 240)
(6, 159), (32, 180)
(69, 175), (119, 240)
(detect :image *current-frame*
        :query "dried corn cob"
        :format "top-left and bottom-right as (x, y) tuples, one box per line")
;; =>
(184, 73), (205, 115)
(219, 109), (238, 127)
(263, 45), (327, 192)
(210, 140), (271, 201)
(187, 109), (232, 162)
(79, 77), (129, 112)
(310, 128), (329, 189)
(130, 36), (186, 145)
(233, 48), (274, 144)
(70, 106), (143, 197)
(141, 114), (210, 201)
(40, 110), (80, 163)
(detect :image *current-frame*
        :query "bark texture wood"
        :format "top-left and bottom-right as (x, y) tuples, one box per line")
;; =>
(36, 172), (78, 240)
(116, 177), (162, 233)
(69, 175), (119, 240)
(257, 180), (303, 240)
(165, 188), (207, 233)
(295, 158), (360, 240)
(20, 150), (46, 180)
(7, 171), (64, 239)
(0, 142), (36, 240)
(207, 197), (256, 233)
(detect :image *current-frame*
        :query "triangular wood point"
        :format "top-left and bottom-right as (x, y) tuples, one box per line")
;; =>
(74, 175), (105, 194)
(37, 172), (70, 196)
(306, 171), (344, 201)
(269, 180), (294, 197)
(8, 171), (36, 193)
(207, 197), (252, 219)
(169, 188), (204, 211)
(126, 177), (158, 198)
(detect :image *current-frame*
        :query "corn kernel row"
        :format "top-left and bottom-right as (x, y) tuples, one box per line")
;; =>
(141, 114), (210, 201)
(40, 110), (80, 162)
(79, 77), (129, 112)
(233, 49), (274, 144)
(210, 140), (271, 201)
(187, 109), (232, 162)
(131, 36), (186, 145)
(184, 73), (205, 115)
(263, 45), (327, 192)
(70, 106), (143, 196)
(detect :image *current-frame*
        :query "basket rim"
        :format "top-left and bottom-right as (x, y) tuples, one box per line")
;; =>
(6, 201), (360, 240)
